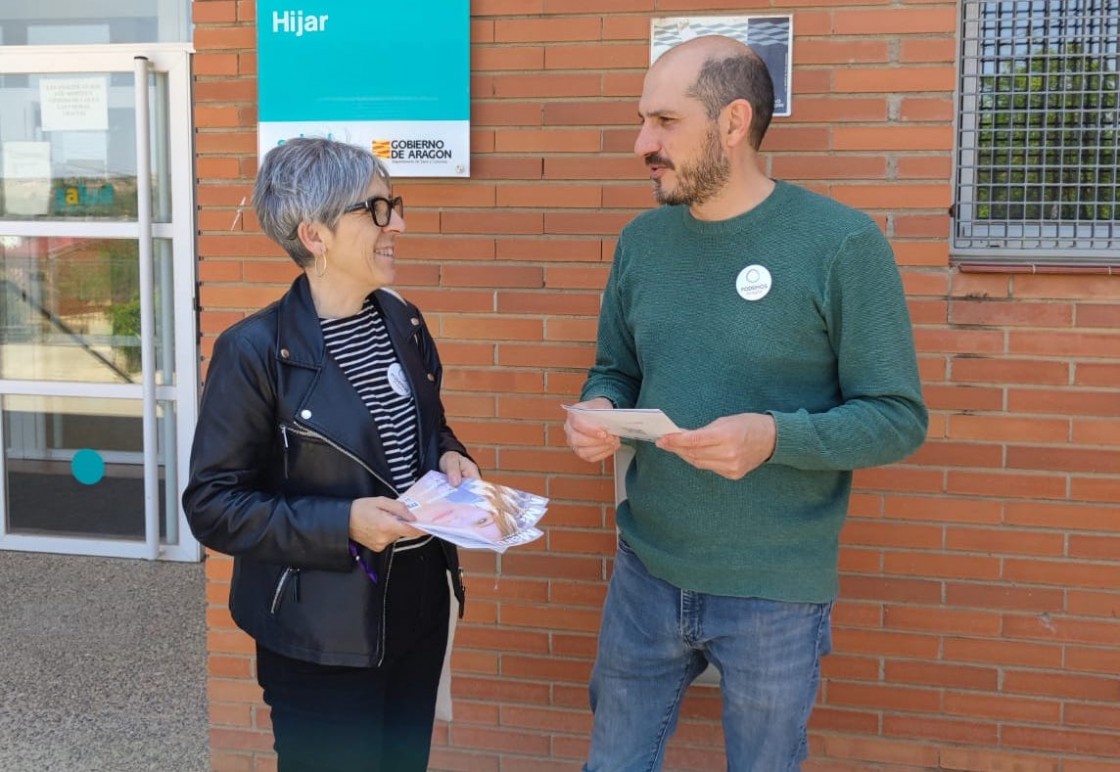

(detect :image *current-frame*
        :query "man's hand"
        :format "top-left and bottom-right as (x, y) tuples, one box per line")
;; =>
(439, 450), (480, 486)
(564, 397), (622, 464)
(656, 413), (776, 480)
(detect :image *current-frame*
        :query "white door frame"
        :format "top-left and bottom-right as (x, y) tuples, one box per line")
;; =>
(0, 43), (199, 561)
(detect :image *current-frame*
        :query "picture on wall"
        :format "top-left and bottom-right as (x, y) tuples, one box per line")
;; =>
(651, 15), (794, 117)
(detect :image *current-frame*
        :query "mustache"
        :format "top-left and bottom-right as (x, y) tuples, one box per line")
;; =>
(644, 154), (673, 169)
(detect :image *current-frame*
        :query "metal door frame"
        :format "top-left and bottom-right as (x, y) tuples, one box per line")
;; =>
(0, 43), (198, 561)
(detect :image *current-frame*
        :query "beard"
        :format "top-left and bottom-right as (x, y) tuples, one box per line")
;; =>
(652, 126), (730, 207)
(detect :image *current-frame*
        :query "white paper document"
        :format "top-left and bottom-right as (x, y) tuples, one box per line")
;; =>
(39, 76), (109, 132)
(2, 141), (52, 216)
(563, 405), (681, 442)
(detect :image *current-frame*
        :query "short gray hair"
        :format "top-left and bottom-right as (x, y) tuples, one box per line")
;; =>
(252, 137), (391, 267)
(687, 52), (775, 150)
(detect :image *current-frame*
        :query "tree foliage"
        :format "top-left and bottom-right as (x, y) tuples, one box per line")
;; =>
(976, 43), (1119, 221)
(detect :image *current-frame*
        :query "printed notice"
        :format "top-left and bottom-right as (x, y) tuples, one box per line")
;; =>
(563, 405), (682, 442)
(2, 141), (52, 216)
(39, 77), (109, 132)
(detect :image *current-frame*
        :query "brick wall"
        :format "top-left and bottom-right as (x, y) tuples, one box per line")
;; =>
(192, 1), (1120, 770)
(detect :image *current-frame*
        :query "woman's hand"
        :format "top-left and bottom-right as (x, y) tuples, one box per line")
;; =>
(348, 496), (423, 552)
(439, 450), (480, 486)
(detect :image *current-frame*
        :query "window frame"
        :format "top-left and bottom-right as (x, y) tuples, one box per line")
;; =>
(952, 0), (1120, 263)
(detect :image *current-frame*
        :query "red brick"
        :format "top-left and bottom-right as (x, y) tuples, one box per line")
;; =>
(493, 18), (602, 43)
(942, 692), (1062, 724)
(472, 45), (545, 71)
(544, 43), (647, 70)
(833, 7), (958, 35)
(836, 67), (956, 94)
(883, 714), (998, 746)
(794, 39), (890, 65)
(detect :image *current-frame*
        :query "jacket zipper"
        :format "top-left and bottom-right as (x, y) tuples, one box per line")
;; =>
(280, 419), (399, 664)
(376, 547), (396, 667)
(282, 421), (400, 496)
(270, 567), (298, 614)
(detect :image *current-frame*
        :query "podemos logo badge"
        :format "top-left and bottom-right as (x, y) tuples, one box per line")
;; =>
(736, 265), (772, 301)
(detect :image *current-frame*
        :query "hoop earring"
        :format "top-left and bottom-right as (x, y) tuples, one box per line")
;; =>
(314, 251), (327, 278)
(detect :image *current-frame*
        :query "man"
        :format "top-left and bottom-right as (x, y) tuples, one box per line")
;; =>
(564, 35), (927, 771)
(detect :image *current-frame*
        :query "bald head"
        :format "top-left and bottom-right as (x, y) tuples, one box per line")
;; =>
(653, 34), (775, 150)
(655, 34), (753, 70)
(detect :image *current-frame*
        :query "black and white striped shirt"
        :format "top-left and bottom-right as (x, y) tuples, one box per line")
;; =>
(320, 300), (420, 493)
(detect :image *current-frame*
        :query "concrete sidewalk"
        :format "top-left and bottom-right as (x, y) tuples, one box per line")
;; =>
(0, 551), (208, 771)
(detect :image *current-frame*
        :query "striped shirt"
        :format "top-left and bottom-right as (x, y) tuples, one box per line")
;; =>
(320, 300), (420, 493)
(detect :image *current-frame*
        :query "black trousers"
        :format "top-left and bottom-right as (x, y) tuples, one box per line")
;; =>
(256, 538), (451, 772)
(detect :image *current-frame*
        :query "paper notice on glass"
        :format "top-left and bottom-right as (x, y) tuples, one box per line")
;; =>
(39, 76), (109, 132)
(563, 405), (681, 442)
(398, 471), (547, 553)
(2, 141), (52, 216)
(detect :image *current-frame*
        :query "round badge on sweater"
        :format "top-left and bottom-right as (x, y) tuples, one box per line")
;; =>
(387, 363), (412, 397)
(736, 265), (772, 301)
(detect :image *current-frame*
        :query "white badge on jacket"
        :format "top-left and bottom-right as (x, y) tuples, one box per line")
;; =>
(736, 265), (772, 301)
(387, 363), (412, 397)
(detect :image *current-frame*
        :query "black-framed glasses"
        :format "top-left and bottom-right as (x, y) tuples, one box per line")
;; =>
(344, 195), (404, 228)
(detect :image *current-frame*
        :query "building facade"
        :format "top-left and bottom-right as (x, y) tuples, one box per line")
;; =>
(4, 1), (1119, 770)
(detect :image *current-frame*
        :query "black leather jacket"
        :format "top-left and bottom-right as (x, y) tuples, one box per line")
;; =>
(183, 275), (468, 667)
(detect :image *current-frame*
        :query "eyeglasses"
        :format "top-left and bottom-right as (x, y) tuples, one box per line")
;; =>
(344, 195), (404, 228)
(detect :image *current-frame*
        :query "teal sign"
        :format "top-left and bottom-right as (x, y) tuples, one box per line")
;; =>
(257, 1), (470, 177)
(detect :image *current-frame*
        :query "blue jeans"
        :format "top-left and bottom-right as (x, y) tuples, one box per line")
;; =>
(584, 539), (832, 772)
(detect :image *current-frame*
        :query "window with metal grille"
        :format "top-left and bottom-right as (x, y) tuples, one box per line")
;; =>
(954, 0), (1120, 260)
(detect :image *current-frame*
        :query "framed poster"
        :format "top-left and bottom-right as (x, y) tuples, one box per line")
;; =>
(651, 15), (794, 118)
(257, 2), (470, 177)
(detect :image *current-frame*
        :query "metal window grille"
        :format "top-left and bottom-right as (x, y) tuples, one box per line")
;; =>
(955, 0), (1120, 259)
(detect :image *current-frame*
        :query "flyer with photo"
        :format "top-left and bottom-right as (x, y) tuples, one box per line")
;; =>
(398, 471), (547, 553)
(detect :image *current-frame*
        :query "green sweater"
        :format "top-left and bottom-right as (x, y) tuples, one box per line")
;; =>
(581, 181), (927, 603)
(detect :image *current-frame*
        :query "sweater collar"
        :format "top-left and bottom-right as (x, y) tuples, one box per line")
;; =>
(679, 179), (788, 236)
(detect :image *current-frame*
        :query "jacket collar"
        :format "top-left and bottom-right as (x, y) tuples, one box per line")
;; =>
(273, 274), (419, 372)
(275, 274), (325, 369)
(274, 274), (408, 493)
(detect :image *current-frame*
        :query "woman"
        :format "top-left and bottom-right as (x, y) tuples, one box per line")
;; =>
(183, 137), (478, 771)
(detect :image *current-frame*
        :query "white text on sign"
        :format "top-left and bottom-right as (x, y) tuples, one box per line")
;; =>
(272, 10), (329, 36)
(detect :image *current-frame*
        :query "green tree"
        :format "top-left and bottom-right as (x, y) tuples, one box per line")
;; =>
(976, 43), (1118, 221)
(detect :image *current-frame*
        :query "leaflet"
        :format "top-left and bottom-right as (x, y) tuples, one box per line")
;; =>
(563, 405), (681, 442)
(398, 471), (547, 553)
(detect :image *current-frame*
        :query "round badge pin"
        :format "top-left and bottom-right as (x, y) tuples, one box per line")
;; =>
(736, 265), (772, 302)
(387, 363), (412, 397)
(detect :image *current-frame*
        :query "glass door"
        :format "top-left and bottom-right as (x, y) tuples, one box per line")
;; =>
(0, 44), (198, 561)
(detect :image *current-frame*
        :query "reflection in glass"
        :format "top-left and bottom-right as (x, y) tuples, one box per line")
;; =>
(3, 395), (176, 542)
(0, 3), (190, 46)
(0, 71), (172, 222)
(0, 237), (174, 383)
